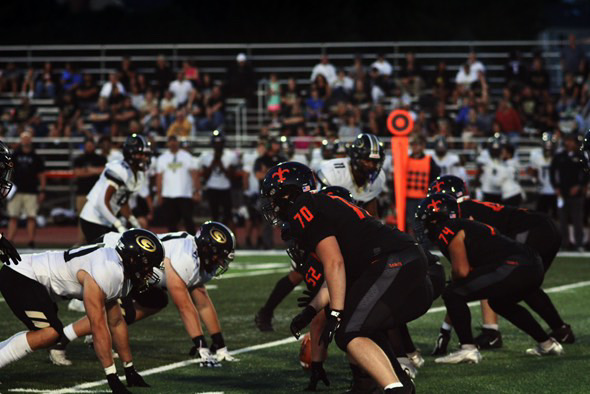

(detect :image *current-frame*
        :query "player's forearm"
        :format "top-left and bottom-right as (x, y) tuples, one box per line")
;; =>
(310, 311), (328, 362)
(109, 319), (133, 363)
(91, 320), (114, 368)
(176, 302), (205, 339)
(195, 297), (221, 334)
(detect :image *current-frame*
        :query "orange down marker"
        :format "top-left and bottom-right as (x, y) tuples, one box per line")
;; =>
(387, 110), (414, 232)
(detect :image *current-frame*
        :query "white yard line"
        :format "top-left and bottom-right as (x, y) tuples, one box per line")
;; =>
(33, 279), (590, 394)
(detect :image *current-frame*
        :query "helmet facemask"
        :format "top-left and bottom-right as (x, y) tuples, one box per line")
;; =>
(0, 164), (13, 199)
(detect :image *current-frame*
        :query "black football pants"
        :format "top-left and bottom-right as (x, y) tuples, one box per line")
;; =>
(443, 252), (548, 345)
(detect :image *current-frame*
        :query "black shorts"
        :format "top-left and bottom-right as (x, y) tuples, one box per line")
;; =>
(523, 218), (561, 272)
(132, 196), (149, 218)
(80, 218), (115, 244)
(0, 266), (64, 336)
(335, 244), (432, 350)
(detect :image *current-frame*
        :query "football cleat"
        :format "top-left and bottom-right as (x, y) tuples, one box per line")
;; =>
(526, 338), (564, 356)
(549, 324), (575, 344)
(67, 299), (86, 313)
(397, 357), (418, 379)
(431, 329), (451, 355)
(49, 349), (72, 366)
(254, 308), (274, 332)
(474, 328), (503, 349)
(407, 350), (425, 368)
(435, 347), (482, 364)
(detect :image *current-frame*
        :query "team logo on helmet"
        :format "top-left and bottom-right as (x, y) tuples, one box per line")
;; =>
(272, 168), (290, 183)
(210, 229), (227, 244)
(136, 236), (156, 252)
(427, 199), (442, 212)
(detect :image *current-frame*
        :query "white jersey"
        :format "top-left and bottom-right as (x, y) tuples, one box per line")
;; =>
(477, 155), (502, 195)
(199, 150), (239, 190)
(242, 150), (260, 197)
(103, 231), (213, 289)
(8, 246), (130, 302)
(529, 149), (555, 195)
(500, 158), (523, 200)
(316, 157), (386, 203)
(431, 152), (461, 177)
(80, 160), (146, 227)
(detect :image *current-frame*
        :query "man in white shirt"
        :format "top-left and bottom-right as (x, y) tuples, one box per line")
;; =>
(199, 131), (238, 227)
(99, 72), (126, 99)
(156, 135), (200, 235)
(168, 71), (194, 106)
(370, 53), (393, 76)
(310, 55), (337, 86)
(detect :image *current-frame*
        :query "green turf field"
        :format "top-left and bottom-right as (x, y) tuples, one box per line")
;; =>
(1, 254), (589, 393)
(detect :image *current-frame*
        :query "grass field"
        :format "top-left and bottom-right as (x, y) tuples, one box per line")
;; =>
(1, 253), (589, 393)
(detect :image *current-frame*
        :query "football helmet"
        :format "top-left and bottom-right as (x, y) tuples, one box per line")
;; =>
(196, 221), (236, 277)
(414, 193), (460, 243)
(427, 175), (469, 201)
(348, 133), (384, 182)
(319, 185), (354, 203)
(211, 129), (226, 146)
(260, 161), (316, 225)
(0, 140), (14, 199)
(582, 130), (590, 170)
(433, 136), (448, 157)
(116, 229), (165, 291)
(280, 136), (295, 158)
(123, 133), (151, 171)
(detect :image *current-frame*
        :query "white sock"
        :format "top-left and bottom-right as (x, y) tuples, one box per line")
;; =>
(482, 324), (499, 331)
(461, 344), (477, 350)
(63, 324), (78, 342)
(384, 382), (404, 389)
(441, 322), (452, 331)
(0, 331), (33, 368)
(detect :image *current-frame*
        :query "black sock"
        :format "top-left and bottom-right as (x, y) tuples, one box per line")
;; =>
(211, 332), (225, 349)
(444, 293), (474, 344)
(53, 337), (70, 350)
(490, 299), (549, 343)
(261, 275), (297, 314)
(523, 289), (565, 331)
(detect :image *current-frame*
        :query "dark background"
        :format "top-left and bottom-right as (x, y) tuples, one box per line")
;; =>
(0, 0), (589, 45)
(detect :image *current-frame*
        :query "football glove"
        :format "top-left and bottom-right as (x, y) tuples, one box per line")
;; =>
(0, 233), (20, 265)
(124, 365), (150, 387)
(290, 305), (317, 340)
(189, 336), (221, 367)
(319, 309), (342, 349)
(307, 362), (330, 391)
(106, 373), (131, 394)
(212, 346), (239, 362)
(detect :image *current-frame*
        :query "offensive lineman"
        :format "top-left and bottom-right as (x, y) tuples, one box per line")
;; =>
(0, 229), (165, 393)
(60, 222), (238, 366)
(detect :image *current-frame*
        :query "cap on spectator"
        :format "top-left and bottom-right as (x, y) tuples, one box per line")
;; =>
(236, 53), (247, 62)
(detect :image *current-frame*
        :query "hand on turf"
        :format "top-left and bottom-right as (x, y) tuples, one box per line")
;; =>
(124, 365), (150, 387)
(306, 362), (330, 391)
(212, 346), (239, 362)
(0, 233), (20, 265)
(106, 373), (131, 394)
(290, 305), (317, 340)
(194, 347), (221, 368)
(319, 309), (342, 349)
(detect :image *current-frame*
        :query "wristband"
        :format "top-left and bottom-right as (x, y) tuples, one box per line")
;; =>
(123, 361), (133, 368)
(128, 215), (140, 229)
(104, 364), (117, 375)
(329, 309), (343, 319)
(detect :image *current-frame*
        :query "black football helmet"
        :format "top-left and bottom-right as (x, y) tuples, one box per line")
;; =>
(116, 229), (165, 291)
(349, 133), (384, 182)
(0, 141), (14, 199)
(280, 136), (295, 158)
(414, 193), (460, 243)
(196, 221), (236, 277)
(427, 175), (469, 201)
(582, 130), (590, 170)
(123, 133), (150, 171)
(319, 185), (355, 203)
(260, 161), (317, 225)
(211, 129), (226, 146)
(433, 136), (449, 156)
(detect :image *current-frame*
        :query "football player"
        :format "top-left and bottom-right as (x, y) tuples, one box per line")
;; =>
(0, 140), (21, 266)
(254, 186), (353, 332)
(58, 222), (238, 367)
(262, 162), (433, 394)
(529, 133), (557, 214)
(415, 194), (563, 365)
(0, 229), (164, 393)
(427, 175), (573, 354)
(316, 133), (385, 216)
(430, 136), (466, 180)
(79, 133), (150, 243)
(581, 129), (590, 170)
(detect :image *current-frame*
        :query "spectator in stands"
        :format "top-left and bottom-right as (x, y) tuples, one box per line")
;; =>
(75, 73), (98, 107)
(351, 79), (370, 107)
(371, 53), (393, 76)
(13, 97), (35, 124)
(6, 131), (46, 248)
(475, 101), (494, 134)
(182, 59), (200, 87)
(169, 71), (194, 107)
(538, 100), (559, 132)
(505, 50), (528, 90)
(266, 73), (281, 115)
(550, 133), (587, 251)
(140, 88), (158, 115)
(529, 56), (550, 99)
(118, 56), (136, 90)
(495, 99), (522, 138)
(28, 113), (48, 137)
(61, 63), (82, 94)
(429, 101), (454, 136)
(59, 92), (81, 127)
(338, 113), (361, 140)
(114, 96), (139, 133)
(313, 74), (331, 101)
(167, 108), (193, 137)
(331, 68), (354, 101)
(349, 54), (367, 82)
(156, 135), (200, 234)
(201, 73), (214, 96)
(431, 60), (451, 102)
(468, 50), (486, 78)
(559, 72), (580, 108)
(310, 54), (337, 85)
(281, 77), (301, 116)
(34, 62), (57, 99)
(575, 58), (588, 87)
(99, 72), (125, 99)
(129, 80), (145, 110)
(368, 66), (387, 103)
(73, 138), (106, 241)
(160, 90), (177, 117)
(519, 85), (538, 129)
(227, 53), (256, 105)
(199, 131), (238, 227)
(305, 86), (324, 121)
(88, 97), (111, 135)
(3, 62), (20, 96)
(561, 33), (586, 75)
(153, 54), (173, 97)
(199, 85), (225, 131)
(20, 67), (35, 98)
(455, 63), (475, 88)
(398, 52), (423, 97)
(142, 107), (166, 135)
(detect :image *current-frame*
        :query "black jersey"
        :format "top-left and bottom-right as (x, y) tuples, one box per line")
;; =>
(433, 218), (529, 268)
(287, 192), (416, 283)
(459, 199), (548, 238)
(295, 252), (325, 292)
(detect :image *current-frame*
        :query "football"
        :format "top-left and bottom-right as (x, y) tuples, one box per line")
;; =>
(299, 333), (312, 370)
